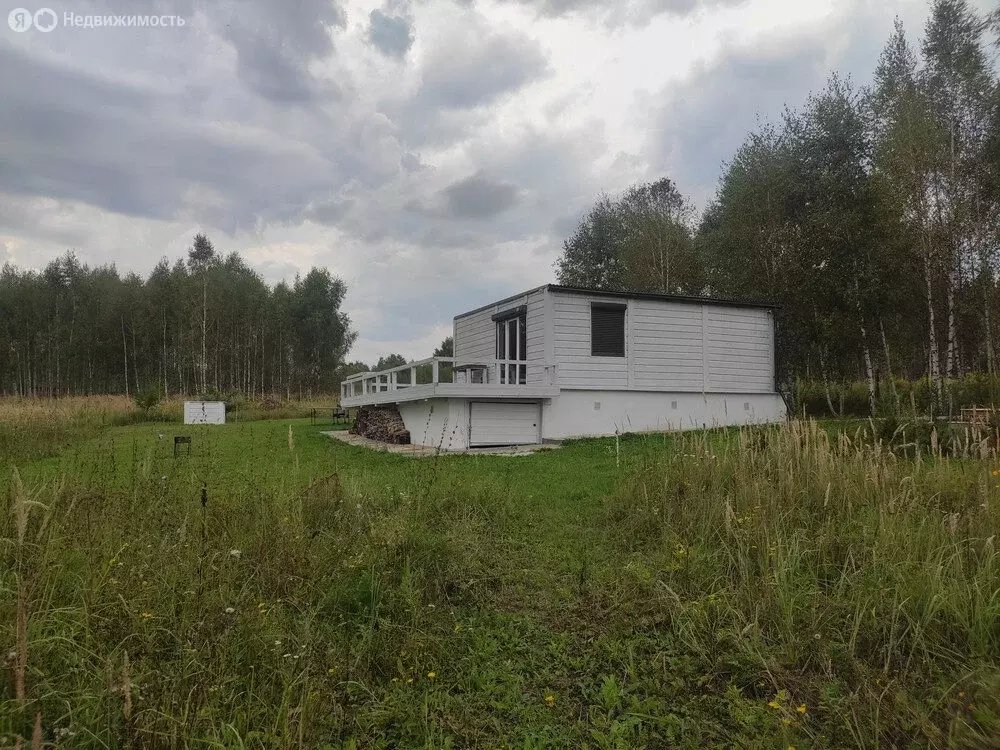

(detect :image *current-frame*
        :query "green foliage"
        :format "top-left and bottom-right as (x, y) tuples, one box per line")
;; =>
(0, 240), (356, 398)
(433, 337), (454, 358)
(375, 353), (408, 371)
(795, 374), (1000, 417)
(3, 414), (1000, 745)
(133, 383), (163, 418)
(556, 179), (703, 294)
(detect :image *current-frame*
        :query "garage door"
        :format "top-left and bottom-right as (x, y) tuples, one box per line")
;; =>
(470, 402), (540, 446)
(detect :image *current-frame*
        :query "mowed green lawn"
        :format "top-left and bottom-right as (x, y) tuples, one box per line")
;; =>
(3, 417), (1000, 748)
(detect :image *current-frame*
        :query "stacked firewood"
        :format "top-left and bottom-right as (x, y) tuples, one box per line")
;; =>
(350, 406), (411, 444)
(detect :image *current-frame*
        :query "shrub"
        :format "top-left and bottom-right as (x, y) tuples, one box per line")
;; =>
(793, 374), (1000, 419)
(842, 381), (871, 416)
(133, 383), (163, 419)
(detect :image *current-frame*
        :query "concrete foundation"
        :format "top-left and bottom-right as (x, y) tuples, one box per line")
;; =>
(394, 391), (786, 448)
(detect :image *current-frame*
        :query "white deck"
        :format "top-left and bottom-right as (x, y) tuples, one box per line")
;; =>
(340, 356), (558, 409)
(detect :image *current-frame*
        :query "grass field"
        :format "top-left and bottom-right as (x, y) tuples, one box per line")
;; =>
(2, 402), (1000, 747)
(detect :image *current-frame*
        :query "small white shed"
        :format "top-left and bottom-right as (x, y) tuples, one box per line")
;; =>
(183, 401), (226, 425)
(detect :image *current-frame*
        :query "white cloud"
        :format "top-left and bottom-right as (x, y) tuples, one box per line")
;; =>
(1, 0), (989, 365)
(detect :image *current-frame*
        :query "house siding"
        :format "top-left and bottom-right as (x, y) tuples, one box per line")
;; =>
(705, 307), (774, 392)
(630, 300), (704, 391)
(551, 291), (629, 388)
(550, 289), (775, 393)
(453, 287), (548, 384)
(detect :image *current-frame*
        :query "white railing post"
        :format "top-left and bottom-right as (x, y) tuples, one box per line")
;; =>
(432, 360), (440, 384)
(410, 366), (417, 386)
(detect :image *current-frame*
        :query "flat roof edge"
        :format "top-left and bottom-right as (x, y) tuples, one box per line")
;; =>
(453, 284), (550, 320)
(454, 284), (779, 320)
(547, 285), (779, 310)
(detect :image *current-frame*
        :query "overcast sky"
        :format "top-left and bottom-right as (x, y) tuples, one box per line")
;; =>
(1, 0), (995, 363)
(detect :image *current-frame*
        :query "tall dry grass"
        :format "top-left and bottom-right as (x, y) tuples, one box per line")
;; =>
(0, 395), (342, 469)
(0, 396), (136, 425)
(609, 420), (1000, 746)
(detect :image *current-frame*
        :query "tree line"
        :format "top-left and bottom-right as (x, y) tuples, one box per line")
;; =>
(557, 0), (1000, 410)
(0, 235), (355, 398)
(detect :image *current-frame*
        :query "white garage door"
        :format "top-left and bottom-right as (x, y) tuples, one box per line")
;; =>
(470, 402), (540, 447)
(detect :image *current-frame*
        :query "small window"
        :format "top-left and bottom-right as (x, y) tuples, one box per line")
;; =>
(591, 303), (625, 357)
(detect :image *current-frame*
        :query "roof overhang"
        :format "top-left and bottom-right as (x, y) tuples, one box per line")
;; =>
(453, 284), (779, 321)
(547, 285), (779, 311)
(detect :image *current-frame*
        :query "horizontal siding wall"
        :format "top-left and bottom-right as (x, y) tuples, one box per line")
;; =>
(525, 292), (546, 383)
(705, 307), (774, 392)
(453, 288), (547, 384)
(550, 290), (775, 394)
(552, 292), (628, 388)
(631, 300), (703, 390)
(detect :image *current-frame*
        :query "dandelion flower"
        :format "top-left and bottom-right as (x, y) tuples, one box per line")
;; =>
(545, 695), (555, 707)
(992, 469), (1000, 477)
(406, 678), (413, 684)
(768, 700), (781, 710)
(796, 704), (807, 714)
(141, 612), (153, 619)
(454, 623), (461, 632)
(427, 671), (436, 680)
(959, 691), (965, 698)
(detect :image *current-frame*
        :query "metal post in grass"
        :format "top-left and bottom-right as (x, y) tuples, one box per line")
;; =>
(199, 482), (208, 601)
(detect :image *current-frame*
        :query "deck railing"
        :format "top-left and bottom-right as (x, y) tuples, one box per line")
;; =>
(341, 356), (557, 402)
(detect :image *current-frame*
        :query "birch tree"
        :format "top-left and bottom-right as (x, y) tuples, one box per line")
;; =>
(921, 0), (996, 378)
(871, 19), (947, 400)
(0, 243), (357, 397)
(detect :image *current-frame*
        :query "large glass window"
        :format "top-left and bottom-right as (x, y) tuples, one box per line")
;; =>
(496, 313), (527, 384)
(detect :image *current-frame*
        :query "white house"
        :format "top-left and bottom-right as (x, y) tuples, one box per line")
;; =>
(341, 285), (786, 449)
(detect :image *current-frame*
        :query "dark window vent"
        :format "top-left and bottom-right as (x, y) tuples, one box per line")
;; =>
(591, 304), (625, 357)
